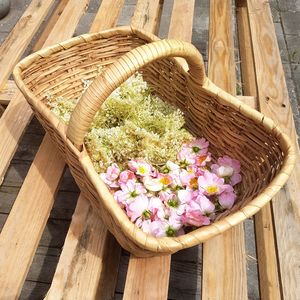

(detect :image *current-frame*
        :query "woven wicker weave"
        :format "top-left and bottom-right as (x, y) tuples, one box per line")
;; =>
(13, 26), (295, 257)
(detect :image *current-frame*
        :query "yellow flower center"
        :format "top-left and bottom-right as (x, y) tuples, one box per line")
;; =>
(206, 185), (218, 194)
(138, 166), (146, 174)
(187, 168), (194, 174)
(159, 176), (171, 186)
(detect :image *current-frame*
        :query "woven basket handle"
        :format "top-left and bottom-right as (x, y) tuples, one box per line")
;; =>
(67, 39), (206, 148)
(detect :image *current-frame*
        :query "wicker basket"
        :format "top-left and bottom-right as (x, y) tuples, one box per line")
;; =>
(13, 26), (295, 257)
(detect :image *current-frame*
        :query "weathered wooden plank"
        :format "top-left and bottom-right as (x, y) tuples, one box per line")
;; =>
(0, 94), (31, 185)
(247, 0), (300, 298)
(45, 1), (125, 298)
(168, 0), (195, 71)
(0, 0), (89, 185)
(0, 135), (65, 299)
(236, 1), (281, 299)
(123, 2), (195, 299)
(0, 80), (17, 105)
(45, 195), (120, 300)
(90, 0), (125, 32)
(237, 95), (256, 107)
(0, 0), (56, 89)
(168, 0), (195, 43)
(123, 255), (171, 300)
(32, 0), (70, 52)
(202, 1), (248, 299)
(131, 0), (163, 33)
(254, 206), (281, 300)
(0, 0), (90, 297)
(39, 0), (89, 46)
(207, 0), (236, 95)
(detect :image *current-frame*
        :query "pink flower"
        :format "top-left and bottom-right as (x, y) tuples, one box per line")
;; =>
(141, 219), (169, 237)
(198, 171), (225, 196)
(177, 189), (197, 203)
(128, 159), (153, 177)
(177, 147), (196, 167)
(181, 209), (211, 227)
(140, 210), (183, 237)
(100, 163), (120, 188)
(164, 190), (192, 216)
(188, 138), (209, 156)
(158, 173), (173, 186)
(168, 210), (183, 230)
(165, 161), (181, 173)
(114, 180), (147, 207)
(211, 155), (242, 186)
(195, 194), (215, 215)
(218, 185), (236, 209)
(218, 156), (241, 172)
(128, 196), (165, 223)
(179, 169), (196, 187)
(194, 152), (211, 167)
(118, 170), (137, 185)
(102, 142), (242, 238)
(181, 193), (215, 227)
(159, 190), (176, 202)
(177, 138), (210, 168)
(169, 172), (183, 189)
(143, 174), (172, 192)
(164, 161), (183, 188)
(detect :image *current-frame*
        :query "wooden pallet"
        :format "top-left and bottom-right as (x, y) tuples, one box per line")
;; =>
(0, 0), (299, 299)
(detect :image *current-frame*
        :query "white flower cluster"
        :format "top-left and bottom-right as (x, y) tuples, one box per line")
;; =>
(47, 72), (193, 173)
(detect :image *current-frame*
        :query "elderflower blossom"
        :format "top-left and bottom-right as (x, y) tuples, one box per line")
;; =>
(47, 72), (193, 172)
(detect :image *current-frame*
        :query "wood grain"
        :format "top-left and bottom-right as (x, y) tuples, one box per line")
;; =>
(45, 195), (121, 300)
(0, 0), (90, 297)
(236, 1), (281, 299)
(32, 0), (70, 52)
(123, 255), (171, 300)
(202, 1), (248, 299)
(0, 135), (65, 299)
(168, 0), (195, 42)
(0, 80), (17, 105)
(123, 1), (195, 299)
(131, 0), (163, 34)
(0, 0), (56, 89)
(207, 0), (236, 95)
(90, 0), (125, 32)
(0, 0), (89, 185)
(247, 0), (300, 298)
(45, 1), (125, 298)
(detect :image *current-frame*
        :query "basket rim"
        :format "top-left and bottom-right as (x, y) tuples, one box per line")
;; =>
(13, 26), (296, 254)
